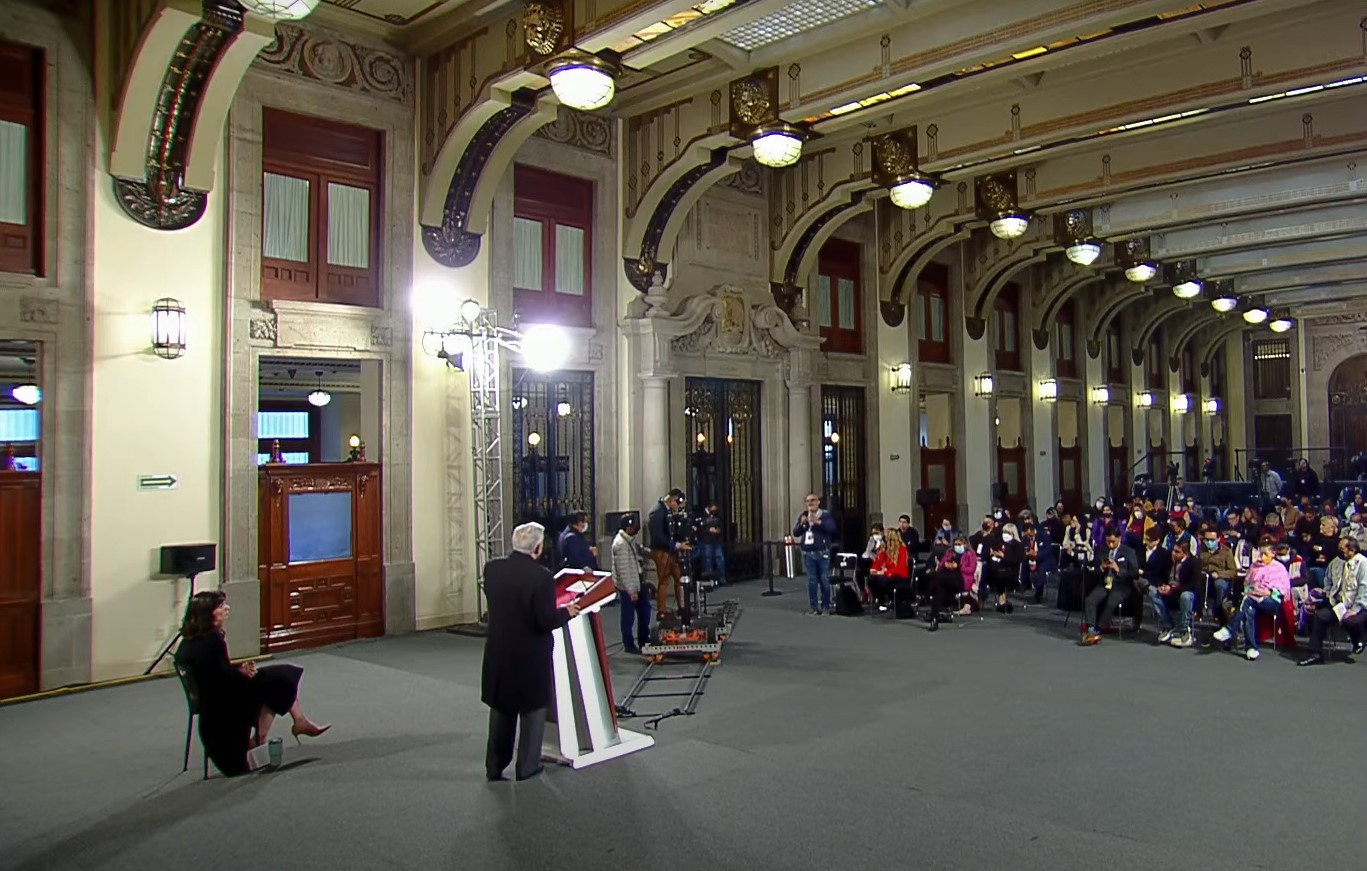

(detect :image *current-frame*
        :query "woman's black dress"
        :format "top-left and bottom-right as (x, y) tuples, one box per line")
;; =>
(174, 633), (303, 776)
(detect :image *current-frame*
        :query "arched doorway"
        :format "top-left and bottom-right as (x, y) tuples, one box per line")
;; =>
(1328, 354), (1367, 478)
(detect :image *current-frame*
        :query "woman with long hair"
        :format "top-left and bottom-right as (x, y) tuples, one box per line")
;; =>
(928, 533), (978, 628)
(174, 591), (330, 776)
(988, 522), (1026, 613)
(867, 528), (910, 610)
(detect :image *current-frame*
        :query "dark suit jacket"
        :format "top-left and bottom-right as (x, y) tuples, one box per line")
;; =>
(1169, 555), (1201, 596)
(1141, 546), (1172, 585)
(1101, 543), (1141, 582)
(481, 552), (572, 715)
(558, 527), (597, 571)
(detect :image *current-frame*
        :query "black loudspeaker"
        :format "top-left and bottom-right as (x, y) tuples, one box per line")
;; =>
(915, 488), (941, 507)
(991, 481), (1009, 501)
(159, 543), (217, 577)
(604, 510), (641, 534)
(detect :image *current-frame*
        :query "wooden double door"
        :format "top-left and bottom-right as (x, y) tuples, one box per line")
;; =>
(0, 472), (40, 699)
(920, 446), (958, 535)
(258, 462), (384, 652)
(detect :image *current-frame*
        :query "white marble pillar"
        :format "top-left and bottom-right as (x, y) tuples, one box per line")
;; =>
(788, 378), (813, 504)
(1084, 350), (1107, 502)
(641, 376), (671, 503)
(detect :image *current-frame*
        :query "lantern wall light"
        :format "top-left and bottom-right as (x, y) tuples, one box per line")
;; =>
(1172, 393), (1192, 414)
(1202, 397), (1221, 416)
(974, 373), (995, 397)
(1038, 378), (1058, 402)
(890, 362), (914, 394)
(1137, 391), (1155, 409)
(151, 297), (187, 359)
(1091, 385), (1111, 405)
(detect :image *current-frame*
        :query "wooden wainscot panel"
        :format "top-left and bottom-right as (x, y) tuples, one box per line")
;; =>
(258, 462), (383, 652)
(0, 471), (41, 699)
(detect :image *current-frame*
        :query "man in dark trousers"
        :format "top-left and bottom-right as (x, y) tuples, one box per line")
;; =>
(482, 521), (580, 782)
(1081, 529), (1139, 645)
(557, 511), (598, 571)
(648, 488), (689, 615)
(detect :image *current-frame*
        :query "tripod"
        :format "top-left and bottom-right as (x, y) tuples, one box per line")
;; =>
(145, 571), (200, 675)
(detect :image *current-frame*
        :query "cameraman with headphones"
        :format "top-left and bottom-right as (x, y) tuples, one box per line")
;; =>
(647, 488), (690, 616)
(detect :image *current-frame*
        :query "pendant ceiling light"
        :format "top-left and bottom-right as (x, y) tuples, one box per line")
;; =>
(1172, 278), (1203, 298)
(990, 214), (1030, 239)
(237, 0), (321, 20)
(889, 176), (935, 210)
(1065, 241), (1102, 266)
(1268, 316), (1294, 333)
(307, 371), (331, 407)
(751, 125), (805, 167)
(547, 53), (618, 112)
(1124, 262), (1158, 283)
(1242, 306), (1269, 325)
(1211, 295), (1238, 313)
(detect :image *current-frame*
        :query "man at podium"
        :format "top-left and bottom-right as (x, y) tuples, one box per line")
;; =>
(482, 522), (581, 781)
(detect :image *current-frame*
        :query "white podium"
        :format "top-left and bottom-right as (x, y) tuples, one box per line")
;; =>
(544, 569), (654, 769)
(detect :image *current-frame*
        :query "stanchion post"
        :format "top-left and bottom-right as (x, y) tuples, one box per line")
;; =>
(762, 540), (783, 597)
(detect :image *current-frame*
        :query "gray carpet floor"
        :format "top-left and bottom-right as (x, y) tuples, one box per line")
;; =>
(1, 579), (1363, 871)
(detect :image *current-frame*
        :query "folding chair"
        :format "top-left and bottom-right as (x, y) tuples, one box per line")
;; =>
(174, 661), (210, 780)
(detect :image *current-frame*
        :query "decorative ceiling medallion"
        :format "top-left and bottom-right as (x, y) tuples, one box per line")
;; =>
(871, 131), (914, 178)
(1053, 208), (1092, 241)
(729, 67), (779, 133)
(975, 172), (1017, 215)
(523, 1), (566, 57)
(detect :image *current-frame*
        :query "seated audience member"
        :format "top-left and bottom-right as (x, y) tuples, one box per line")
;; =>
(1139, 527), (1170, 629)
(1090, 504), (1117, 550)
(1305, 515), (1338, 588)
(1060, 513), (1092, 567)
(1026, 521), (1058, 604)
(1150, 540), (1201, 647)
(1043, 505), (1065, 546)
(931, 518), (958, 557)
(1344, 513), (1367, 552)
(928, 535), (978, 628)
(987, 522), (1025, 614)
(1122, 503), (1154, 551)
(1199, 526), (1240, 624)
(1081, 531), (1140, 645)
(1163, 515), (1195, 554)
(174, 591), (330, 776)
(867, 528), (910, 610)
(859, 522), (885, 597)
(1239, 505), (1262, 543)
(970, 515), (999, 559)
(896, 514), (921, 555)
(1213, 544), (1291, 660)
(1261, 512), (1287, 544)
(1342, 491), (1366, 522)
(1298, 537), (1367, 665)
(1293, 503), (1320, 542)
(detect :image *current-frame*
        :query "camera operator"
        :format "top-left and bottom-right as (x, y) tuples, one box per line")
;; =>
(647, 488), (690, 616)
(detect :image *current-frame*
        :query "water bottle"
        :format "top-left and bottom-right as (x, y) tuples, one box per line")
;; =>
(268, 737), (283, 767)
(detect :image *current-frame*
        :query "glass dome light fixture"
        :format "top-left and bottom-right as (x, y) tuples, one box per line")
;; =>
(1124, 262), (1158, 283)
(751, 123), (807, 168)
(1211, 295), (1239, 313)
(546, 52), (618, 112)
(1172, 278), (1203, 299)
(1065, 241), (1102, 266)
(307, 371), (331, 408)
(10, 383), (40, 405)
(236, 0), (321, 21)
(888, 174), (936, 210)
(1268, 315), (1294, 333)
(1242, 306), (1269, 325)
(989, 212), (1030, 239)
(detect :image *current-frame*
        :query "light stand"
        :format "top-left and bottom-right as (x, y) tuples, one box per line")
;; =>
(146, 570), (201, 675)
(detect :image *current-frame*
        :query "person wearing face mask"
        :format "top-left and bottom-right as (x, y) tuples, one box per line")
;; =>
(1261, 512), (1286, 544)
(1080, 530), (1140, 645)
(1090, 504), (1117, 551)
(1344, 513), (1367, 551)
(970, 515), (998, 557)
(1122, 503), (1154, 552)
(1198, 527), (1239, 624)
(1025, 521), (1058, 605)
(931, 518), (958, 559)
(988, 522), (1025, 613)
(1212, 544), (1291, 660)
(1150, 540), (1201, 647)
(1298, 537), (1367, 665)
(928, 534), (979, 627)
(858, 523), (885, 601)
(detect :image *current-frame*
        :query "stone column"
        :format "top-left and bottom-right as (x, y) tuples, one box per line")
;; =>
(787, 347), (815, 507)
(640, 376), (671, 503)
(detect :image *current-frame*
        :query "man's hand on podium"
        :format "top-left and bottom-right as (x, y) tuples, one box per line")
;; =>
(566, 601), (582, 618)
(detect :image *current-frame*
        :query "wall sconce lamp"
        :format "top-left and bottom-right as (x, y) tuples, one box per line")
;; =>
(973, 373), (995, 397)
(1038, 378), (1058, 402)
(1202, 397), (1221, 416)
(346, 433), (366, 462)
(1172, 393), (1193, 414)
(1091, 385), (1111, 405)
(527, 431), (542, 448)
(890, 362), (914, 394)
(151, 297), (187, 359)
(1137, 391), (1155, 410)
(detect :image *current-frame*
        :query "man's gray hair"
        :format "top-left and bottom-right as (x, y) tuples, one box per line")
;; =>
(510, 522), (545, 555)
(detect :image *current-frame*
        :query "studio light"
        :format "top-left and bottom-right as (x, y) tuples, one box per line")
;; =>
(1065, 242), (1102, 266)
(1269, 316), (1294, 333)
(990, 214), (1030, 239)
(459, 298), (484, 323)
(889, 362), (914, 394)
(546, 53), (617, 111)
(751, 126), (805, 167)
(1125, 262), (1158, 283)
(520, 323), (571, 372)
(151, 297), (186, 359)
(10, 384), (40, 405)
(1242, 306), (1269, 324)
(1172, 279), (1203, 299)
(1211, 296), (1238, 313)
(889, 177), (935, 210)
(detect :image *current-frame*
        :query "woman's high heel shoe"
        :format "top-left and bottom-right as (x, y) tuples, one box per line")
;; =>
(291, 722), (331, 745)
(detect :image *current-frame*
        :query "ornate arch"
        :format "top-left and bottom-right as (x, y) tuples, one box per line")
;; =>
(771, 182), (873, 286)
(967, 250), (1046, 329)
(1166, 309), (1221, 371)
(1130, 298), (1195, 364)
(884, 218), (966, 304)
(1032, 264), (1103, 347)
(1085, 282), (1151, 352)
(962, 226), (1048, 326)
(1198, 320), (1252, 376)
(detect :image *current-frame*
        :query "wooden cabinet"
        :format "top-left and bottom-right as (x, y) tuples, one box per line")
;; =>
(0, 471), (40, 699)
(258, 463), (383, 652)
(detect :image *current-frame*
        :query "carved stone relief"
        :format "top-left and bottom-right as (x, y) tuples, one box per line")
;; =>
(533, 105), (613, 156)
(256, 23), (414, 105)
(18, 296), (58, 325)
(1312, 332), (1364, 371)
(671, 288), (780, 358)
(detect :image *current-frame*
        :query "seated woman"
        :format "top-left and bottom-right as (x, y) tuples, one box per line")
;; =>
(174, 591), (330, 776)
(866, 528), (909, 611)
(1304, 515), (1338, 588)
(928, 534), (978, 628)
(1261, 512), (1287, 544)
(1212, 543), (1291, 661)
(987, 522), (1026, 614)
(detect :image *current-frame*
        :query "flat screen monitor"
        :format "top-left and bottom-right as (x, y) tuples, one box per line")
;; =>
(288, 491), (353, 563)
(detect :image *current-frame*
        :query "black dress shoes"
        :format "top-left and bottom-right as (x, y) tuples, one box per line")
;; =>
(487, 772), (507, 782)
(1352, 641), (1365, 656)
(515, 766), (544, 782)
(1296, 655), (1325, 667)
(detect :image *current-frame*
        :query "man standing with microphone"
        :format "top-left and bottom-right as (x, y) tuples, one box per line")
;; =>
(793, 493), (838, 615)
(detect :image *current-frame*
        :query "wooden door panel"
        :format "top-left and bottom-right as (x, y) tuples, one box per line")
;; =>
(997, 443), (1028, 515)
(921, 447), (957, 535)
(1058, 443), (1082, 509)
(1109, 444), (1129, 503)
(0, 473), (40, 699)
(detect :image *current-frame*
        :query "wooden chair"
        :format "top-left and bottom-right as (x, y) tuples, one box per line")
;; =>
(174, 661), (210, 779)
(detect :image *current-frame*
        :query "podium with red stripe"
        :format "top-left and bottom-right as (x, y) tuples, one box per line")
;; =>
(544, 569), (654, 769)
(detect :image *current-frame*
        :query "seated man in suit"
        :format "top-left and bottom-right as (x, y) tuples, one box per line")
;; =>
(1149, 539), (1201, 648)
(1081, 530), (1140, 646)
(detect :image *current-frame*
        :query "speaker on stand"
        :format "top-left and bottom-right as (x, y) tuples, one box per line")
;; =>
(146, 543), (217, 675)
